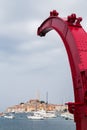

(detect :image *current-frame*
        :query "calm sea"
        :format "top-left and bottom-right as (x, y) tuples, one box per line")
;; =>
(0, 113), (76, 130)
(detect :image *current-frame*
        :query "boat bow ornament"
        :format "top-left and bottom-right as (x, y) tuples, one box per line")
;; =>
(37, 10), (87, 130)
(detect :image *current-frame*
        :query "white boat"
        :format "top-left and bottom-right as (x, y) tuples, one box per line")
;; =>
(27, 112), (44, 120)
(27, 109), (57, 119)
(3, 114), (15, 119)
(27, 115), (44, 120)
(44, 111), (57, 118)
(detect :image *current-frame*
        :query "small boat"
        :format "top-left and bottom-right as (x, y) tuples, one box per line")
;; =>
(3, 114), (15, 119)
(43, 111), (57, 118)
(27, 112), (44, 120)
(27, 115), (44, 120)
(27, 109), (57, 120)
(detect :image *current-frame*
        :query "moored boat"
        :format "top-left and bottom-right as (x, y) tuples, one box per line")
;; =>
(27, 109), (57, 120)
(3, 114), (15, 119)
(27, 112), (44, 120)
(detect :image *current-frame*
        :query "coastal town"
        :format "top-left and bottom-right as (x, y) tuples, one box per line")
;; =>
(4, 99), (68, 113)
(0, 99), (74, 120)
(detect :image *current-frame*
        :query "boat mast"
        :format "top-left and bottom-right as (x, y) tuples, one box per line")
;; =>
(46, 92), (48, 112)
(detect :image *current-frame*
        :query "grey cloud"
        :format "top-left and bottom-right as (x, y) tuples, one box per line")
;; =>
(0, 0), (87, 111)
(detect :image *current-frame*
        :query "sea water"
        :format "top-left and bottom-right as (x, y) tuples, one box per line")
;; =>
(0, 113), (76, 130)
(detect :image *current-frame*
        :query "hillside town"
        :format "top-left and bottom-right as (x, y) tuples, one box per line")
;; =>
(0, 99), (74, 120)
(4, 99), (68, 113)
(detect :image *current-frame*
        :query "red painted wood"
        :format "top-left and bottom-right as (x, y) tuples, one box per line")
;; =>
(37, 10), (87, 130)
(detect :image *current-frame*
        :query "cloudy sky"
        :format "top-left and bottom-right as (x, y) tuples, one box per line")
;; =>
(0, 0), (87, 112)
